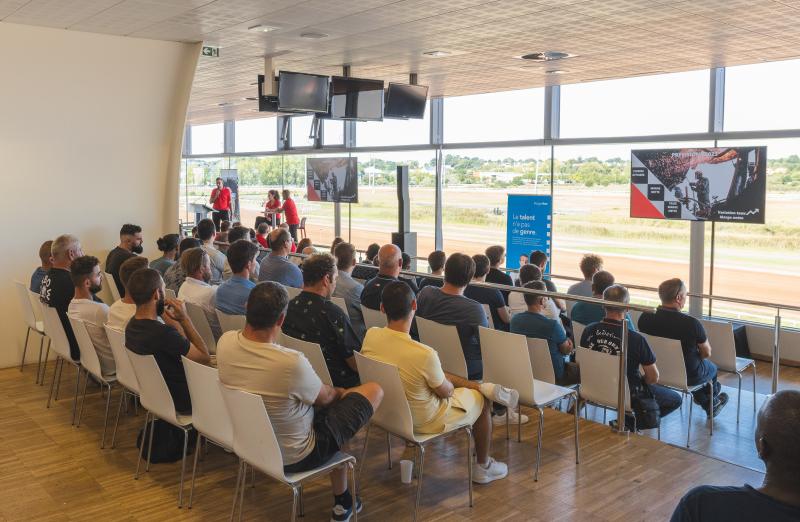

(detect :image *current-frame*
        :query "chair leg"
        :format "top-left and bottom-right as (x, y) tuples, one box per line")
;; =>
(573, 395), (580, 464)
(237, 464), (246, 522)
(686, 394), (693, 448)
(349, 462), (358, 522)
(188, 434), (203, 508)
(135, 412), (150, 479)
(20, 326), (31, 371)
(736, 372), (743, 424)
(290, 486), (299, 522)
(35, 335), (45, 384)
(111, 390), (126, 449)
(603, 407), (607, 425)
(505, 407), (510, 440)
(413, 445), (426, 522)
(55, 358), (64, 401)
(708, 381), (713, 437)
(229, 460), (244, 522)
(752, 363), (757, 413)
(39, 339), (51, 386)
(517, 404), (522, 443)
(71, 364), (82, 426)
(386, 431), (392, 469)
(100, 383), (112, 448)
(534, 408), (544, 482)
(464, 428), (473, 508)
(358, 423), (371, 486)
(146, 415), (156, 472)
(178, 428), (189, 507)
(46, 356), (61, 408)
(76, 369), (89, 428)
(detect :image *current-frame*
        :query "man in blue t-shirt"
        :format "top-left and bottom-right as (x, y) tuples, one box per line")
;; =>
(671, 390), (800, 522)
(215, 239), (258, 315)
(510, 280), (577, 386)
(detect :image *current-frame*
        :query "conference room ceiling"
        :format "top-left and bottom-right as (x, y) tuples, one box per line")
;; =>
(3, 0), (800, 124)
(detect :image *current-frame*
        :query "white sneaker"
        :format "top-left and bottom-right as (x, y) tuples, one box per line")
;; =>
(479, 382), (519, 410)
(492, 409), (529, 426)
(472, 457), (508, 484)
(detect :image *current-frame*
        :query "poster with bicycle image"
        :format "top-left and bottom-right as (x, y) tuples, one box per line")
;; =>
(630, 147), (767, 223)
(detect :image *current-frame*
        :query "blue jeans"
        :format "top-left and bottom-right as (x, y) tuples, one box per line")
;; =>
(688, 359), (721, 407)
(651, 384), (682, 418)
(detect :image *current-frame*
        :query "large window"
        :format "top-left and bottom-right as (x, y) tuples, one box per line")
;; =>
(235, 117), (277, 153)
(291, 115), (315, 148)
(444, 88), (544, 143)
(725, 59), (800, 131)
(190, 123), (224, 154)
(324, 120), (344, 146)
(356, 102), (430, 147)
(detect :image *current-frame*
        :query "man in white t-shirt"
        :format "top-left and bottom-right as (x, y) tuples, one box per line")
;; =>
(107, 256), (149, 330)
(177, 247), (221, 340)
(217, 282), (383, 522)
(67, 255), (115, 376)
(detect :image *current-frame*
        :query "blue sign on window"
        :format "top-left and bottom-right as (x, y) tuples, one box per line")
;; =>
(506, 194), (552, 271)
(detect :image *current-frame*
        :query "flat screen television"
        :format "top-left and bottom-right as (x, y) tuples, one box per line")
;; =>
(277, 71), (330, 113)
(329, 76), (384, 121)
(384, 83), (428, 119)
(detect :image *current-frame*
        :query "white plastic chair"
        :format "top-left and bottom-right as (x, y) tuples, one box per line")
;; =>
(104, 271), (121, 302)
(182, 357), (234, 508)
(219, 384), (358, 522)
(572, 321), (587, 347)
(279, 332), (333, 386)
(415, 316), (468, 379)
(68, 316), (117, 448)
(185, 302), (217, 355)
(216, 310), (246, 333)
(478, 327), (579, 480)
(42, 305), (82, 425)
(643, 333), (713, 447)
(14, 281), (47, 379)
(354, 352), (473, 522)
(481, 304), (494, 329)
(105, 325), (140, 448)
(360, 304), (388, 330)
(28, 289), (51, 385)
(284, 285), (302, 301)
(700, 318), (756, 423)
(331, 296), (349, 317)
(127, 352), (193, 507)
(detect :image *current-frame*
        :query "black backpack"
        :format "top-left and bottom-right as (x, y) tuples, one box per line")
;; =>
(631, 385), (660, 431)
(136, 420), (197, 463)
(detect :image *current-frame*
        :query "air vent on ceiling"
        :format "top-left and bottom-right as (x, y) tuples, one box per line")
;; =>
(519, 51), (574, 61)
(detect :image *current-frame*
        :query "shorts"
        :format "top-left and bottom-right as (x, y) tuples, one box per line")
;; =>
(284, 392), (373, 473)
(418, 388), (484, 435)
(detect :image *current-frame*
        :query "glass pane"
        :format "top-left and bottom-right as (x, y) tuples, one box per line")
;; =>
(356, 102), (430, 146)
(560, 70), (709, 138)
(291, 115), (315, 148)
(324, 120), (344, 146)
(184, 157), (226, 222)
(229, 156), (285, 229)
(190, 123), (224, 154)
(235, 117), (277, 153)
(444, 88), (544, 143)
(725, 59), (800, 131)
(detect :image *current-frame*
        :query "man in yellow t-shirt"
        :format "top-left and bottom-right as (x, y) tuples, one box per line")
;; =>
(361, 281), (513, 485)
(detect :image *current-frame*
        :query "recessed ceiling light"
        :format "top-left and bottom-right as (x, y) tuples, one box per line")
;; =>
(546, 70), (566, 75)
(423, 50), (450, 57)
(519, 51), (575, 61)
(300, 32), (329, 39)
(248, 24), (279, 33)
(218, 102), (231, 107)
(243, 97), (258, 101)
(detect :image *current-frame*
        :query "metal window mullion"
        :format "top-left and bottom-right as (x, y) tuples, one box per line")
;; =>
(431, 97), (444, 250)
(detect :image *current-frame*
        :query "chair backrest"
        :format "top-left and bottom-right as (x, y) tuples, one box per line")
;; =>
(127, 351), (181, 425)
(28, 289), (44, 324)
(104, 272), (121, 302)
(353, 352), (415, 440)
(165, 288), (177, 300)
(14, 281), (38, 330)
(508, 291), (526, 316)
(643, 334), (688, 390)
(284, 285), (302, 301)
(299, 217), (307, 227)
(628, 309), (643, 329)
(700, 319), (737, 372)
(527, 337), (556, 384)
(68, 316), (103, 380)
(216, 310), (246, 333)
(42, 304), (74, 361)
(105, 325), (139, 393)
(573, 321), (587, 347)
(360, 304), (387, 330)
(478, 327), (536, 405)
(278, 332), (333, 386)
(182, 357), (233, 448)
(565, 300), (575, 315)
(415, 316), (468, 378)
(575, 347), (630, 411)
(218, 383), (287, 481)
(481, 304), (494, 329)
(185, 302), (217, 355)
(330, 296), (349, 317)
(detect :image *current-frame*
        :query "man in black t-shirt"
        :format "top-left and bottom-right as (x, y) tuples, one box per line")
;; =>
(40, 234), (84, 360)
(361, 244), (419, 310)
(465, 254), (510, 331)
(671, 390), (800, 522)
(485, 245), (513, 304)
(105, 223), (143, 298)
(124, 268), (209, 414)
(418, 250), (446, 291)
(638, 278), (728, 417)
(282, 254), (363, 388)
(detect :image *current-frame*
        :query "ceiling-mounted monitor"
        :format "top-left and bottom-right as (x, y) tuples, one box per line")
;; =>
(329, 76), (384, 121)
(277, 71), (330, 113)
(384, 82), (428, 119)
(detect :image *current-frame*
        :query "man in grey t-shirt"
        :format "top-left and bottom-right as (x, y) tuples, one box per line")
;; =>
(567, 254), (603, 298)
(258, 228), (303, 288)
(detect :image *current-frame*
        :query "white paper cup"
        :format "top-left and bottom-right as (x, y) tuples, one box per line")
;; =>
(400, 459), (413, 484)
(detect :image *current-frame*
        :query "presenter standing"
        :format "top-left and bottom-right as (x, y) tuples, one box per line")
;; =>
(265, 190), (282, 230)
(209, 177), (231, 229)
(273, 189), (300, 242)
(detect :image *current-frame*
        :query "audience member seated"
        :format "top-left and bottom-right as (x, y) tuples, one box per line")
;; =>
(40, 234), (84, 361)
(223, 226), (261, 282)
(107, 256), (149, 330)
(464, 254), (510, 331)
(255, 223), (269, 248)
(125, 268), (209, 414)
(105, 223), (143, 297)
(508, 264), (560, 319)
(282, 254), (363, 388)
(567, 254), (603, 298)
(67, 255), (115, 376)
(177, 248), (222, 340)
(638, 278), (728, 417)
(332, 242), (366, 338)
(150, 234), (179, 276)
(330, 237), (344, 254)
(484, 245), (513, 304)
(215, 239), (258, 316)
(258, 228), (303, 288)
(671, 390), (800, 522)
(570, 270), (637, 330)
(361, 281), (510, 484)
(580, 284), (681, 429)
(529, 250), (565, 312)
(164, 237), (200, 294)
(296, 237), (313, 253)
(30, 240), (53, 292)
(217, 282), (382, 521)
(277, 222), (297, 253)
(196, 218), (225, 283)
(399, 252), (419, 288)
(215, 220), (231, 246)
(351, 242), (380, 281)
(361, 244), (419, 310)
(510, 281), (578, 386)
(418, 250), (446, 290)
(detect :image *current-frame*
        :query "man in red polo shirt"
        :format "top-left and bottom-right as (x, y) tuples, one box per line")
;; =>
(209, 177), (232, 230)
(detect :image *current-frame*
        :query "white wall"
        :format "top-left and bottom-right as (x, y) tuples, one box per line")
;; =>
(0, 22), (199, 369)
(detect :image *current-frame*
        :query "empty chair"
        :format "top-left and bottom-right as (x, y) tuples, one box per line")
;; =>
(701, 318), (756, 423)
(415, 316), (468, 379)
(216, 310), (246, 333)
(330, 296), (349, 317)
(127, 352), (193, 507)
(182, 357), (234, 508)
(185, 302), (217, 354)
(572, 321), (587, 347)
(354, 352), (473, 522)
(643, 333), (713, 447)
(42, 305), (82, 425)
(479, 327), (579, 480)
(360, 304), (388, 330)
(68, 316), (117, 448)
(279, 332), (333, 386)
(219, 384), (357, 522)
(28, 289), (51, 384)
(105, 272), (121, 302)
(105, 325), (139, 448)
(14, 281), (47, 378)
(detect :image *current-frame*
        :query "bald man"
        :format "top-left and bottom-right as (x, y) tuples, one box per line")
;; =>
(671, 390), (800, 521)
(360, 244), (419, 311)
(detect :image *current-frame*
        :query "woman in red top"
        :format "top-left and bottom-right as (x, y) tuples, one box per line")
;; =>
(264, 190), (282, 230)
(276, 189), (301, 242)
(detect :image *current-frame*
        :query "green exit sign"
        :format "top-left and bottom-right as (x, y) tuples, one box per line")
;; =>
(202, 46), (220, 57)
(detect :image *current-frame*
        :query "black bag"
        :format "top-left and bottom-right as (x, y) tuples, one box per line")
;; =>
(631, 385), (661, 431)
(136, 420), (197, 463)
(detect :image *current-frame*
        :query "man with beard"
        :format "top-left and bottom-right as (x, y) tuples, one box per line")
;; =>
(125, 268), (209, 415)
(177, 248), (222, 340)
(67, 256), (115, 376)
(105, 224), (143, 298)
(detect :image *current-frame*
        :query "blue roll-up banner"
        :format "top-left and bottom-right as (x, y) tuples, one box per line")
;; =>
(506, 194), (552, 271)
